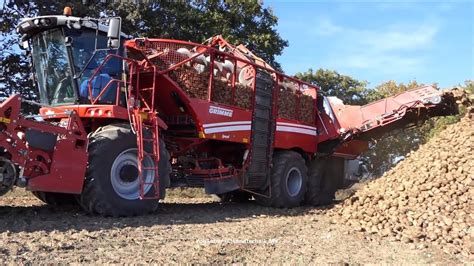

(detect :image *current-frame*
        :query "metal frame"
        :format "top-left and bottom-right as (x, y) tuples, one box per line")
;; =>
(0, 34), (458, 199)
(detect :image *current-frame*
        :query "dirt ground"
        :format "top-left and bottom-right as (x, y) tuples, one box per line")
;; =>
(0, 188), (469, 264)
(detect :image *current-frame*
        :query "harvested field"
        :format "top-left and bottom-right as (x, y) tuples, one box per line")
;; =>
(0, 186), (469, 263)
(0, 115), (472, 264)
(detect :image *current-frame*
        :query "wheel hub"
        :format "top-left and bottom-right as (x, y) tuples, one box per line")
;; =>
(286, 167), (303, 197)
(110, 148), (155, 200)
(119, 164), (139, 183)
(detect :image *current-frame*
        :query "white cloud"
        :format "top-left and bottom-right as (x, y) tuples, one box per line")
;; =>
(308, 18), (439, 74)
(310, 18), (344, 36)
(339, 53), (424, 73)
(358, 25), (438, 52)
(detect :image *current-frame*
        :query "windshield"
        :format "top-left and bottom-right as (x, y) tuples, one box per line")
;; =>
(65, 28), (123, 104)
(31, 28), (76, 105)
(67, 28), (122, 77)
(30, 27), (124, 106)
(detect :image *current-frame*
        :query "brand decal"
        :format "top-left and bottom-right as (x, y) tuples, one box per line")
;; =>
(209, 106), (233, 117)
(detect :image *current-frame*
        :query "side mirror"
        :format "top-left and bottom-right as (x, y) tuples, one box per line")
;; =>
(19, 34), (30, 50)
(64, 36), (73, 46)
(107, 17), (121, 49)
(20, 40), (30, 50)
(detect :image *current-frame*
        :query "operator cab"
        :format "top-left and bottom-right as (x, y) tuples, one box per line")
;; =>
(17, 13), (128, 106)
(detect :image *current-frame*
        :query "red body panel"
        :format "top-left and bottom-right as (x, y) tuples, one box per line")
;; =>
(333, 140), (369, 159)
(0, 35), (457, 196)
(125, 40), (322, 156)
(0, 95), (88, 193)
(27, 139), (88, 193)
(39, 105), (129, 120)
(188, 99), (318, 153)
(328, 86), (444, 134)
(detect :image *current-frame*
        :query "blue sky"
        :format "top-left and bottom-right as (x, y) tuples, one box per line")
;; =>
(2, 0), (471, 88)
(264, 0), (473, 88)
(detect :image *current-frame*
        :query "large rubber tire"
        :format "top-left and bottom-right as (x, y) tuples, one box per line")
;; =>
(305, 157), (345, 206)
(255, 151), (308, 208)
(79, 124), (171, 217)
(32, 191), (79, 206)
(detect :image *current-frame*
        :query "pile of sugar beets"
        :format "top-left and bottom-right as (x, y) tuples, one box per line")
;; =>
(329, 106), (473, 257)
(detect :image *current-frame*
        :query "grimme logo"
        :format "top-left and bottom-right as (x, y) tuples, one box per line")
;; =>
(209, 106), (233, 117)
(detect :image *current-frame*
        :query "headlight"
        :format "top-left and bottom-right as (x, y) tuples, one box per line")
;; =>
(40, 18), (51, 26)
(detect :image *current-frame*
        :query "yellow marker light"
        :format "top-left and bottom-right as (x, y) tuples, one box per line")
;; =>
(140, 112), (149, 120)
(64, 6), (72, 16)
(0, 117), (11, 124)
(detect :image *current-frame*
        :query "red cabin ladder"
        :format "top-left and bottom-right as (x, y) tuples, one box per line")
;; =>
(127, 64), (162, 200)
(133, 110), (161, 199)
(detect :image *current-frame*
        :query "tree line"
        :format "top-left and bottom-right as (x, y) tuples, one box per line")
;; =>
(1, 0), (472, 176)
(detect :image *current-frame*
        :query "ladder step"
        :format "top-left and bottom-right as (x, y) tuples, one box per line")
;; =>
(253, 144), (269, 149)
(141, 156), (158, 160)
(255, 103), (271, 109)
(253, 129), (270, 134)
(256, 90), (272, 96)
(141, 153), (158, 158)
(246, 173), (267, 178)
(142, 167), (158, 170)
(248, 158), (268, 163)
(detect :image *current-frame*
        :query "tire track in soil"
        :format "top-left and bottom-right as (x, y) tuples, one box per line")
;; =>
(0, 189), (466, 263)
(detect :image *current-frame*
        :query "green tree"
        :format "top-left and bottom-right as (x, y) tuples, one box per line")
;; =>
(295, 68), (368, 105)
(0, 1), (34, 101)
(460, 80), (473, 94)
(0, 0), (98, 104)
(365, 79), (423, 102)
(0, 0), (288, 102)
(105, 0), (287, 69)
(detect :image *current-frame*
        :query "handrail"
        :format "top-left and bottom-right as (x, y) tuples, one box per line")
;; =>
(86, 53), (138, 105)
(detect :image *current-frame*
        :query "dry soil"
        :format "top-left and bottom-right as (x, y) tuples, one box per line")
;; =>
(0, 187), (469, 264)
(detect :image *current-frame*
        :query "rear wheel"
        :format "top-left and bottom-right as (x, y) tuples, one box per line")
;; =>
(32, 191), (78, 206)
(255, 151), (307, 208)
(79, 124), (171, 217)
(305, 157), (344, 206)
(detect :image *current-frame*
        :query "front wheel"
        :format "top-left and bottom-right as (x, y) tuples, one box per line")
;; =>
(79, 124), (171, 217)
(255, 151), (308, 208)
